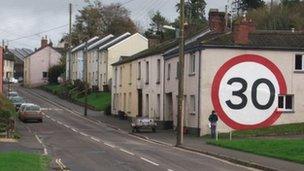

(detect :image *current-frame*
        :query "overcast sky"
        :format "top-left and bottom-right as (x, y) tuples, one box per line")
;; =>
(0, 0), (271, 49)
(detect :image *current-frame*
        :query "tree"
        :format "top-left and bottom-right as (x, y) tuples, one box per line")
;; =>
(176, 0), (208, 35)
(48, 64), (65, 84)
(144, 11), (175, 41)
(231, 0), (265, 16)
(247, 1), (304, 30)
(281, 0), (300, 7)
(67, 1), (138, 46)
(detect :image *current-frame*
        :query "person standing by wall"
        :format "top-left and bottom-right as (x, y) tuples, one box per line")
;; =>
(208, 110), (218, 138)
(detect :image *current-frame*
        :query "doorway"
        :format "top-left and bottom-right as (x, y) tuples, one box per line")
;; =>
(137, 89), (142, 117)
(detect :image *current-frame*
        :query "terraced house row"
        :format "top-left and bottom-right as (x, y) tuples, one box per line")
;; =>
(68, 32), (148, 91)
(111, 9), (304, 136)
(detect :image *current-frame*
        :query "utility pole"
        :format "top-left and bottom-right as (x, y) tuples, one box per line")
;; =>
(68, 3), (72, 81)
(176, 0), (185, 146)
(84, 42), (88, 116)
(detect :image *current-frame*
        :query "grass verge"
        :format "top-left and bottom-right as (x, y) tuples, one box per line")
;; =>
(0, 151), (50, 171)
(208, 139), (304, 164)
(75, 92), (111, 111)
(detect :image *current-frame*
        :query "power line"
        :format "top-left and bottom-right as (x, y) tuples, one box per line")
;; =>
(7, 24), (68, 42)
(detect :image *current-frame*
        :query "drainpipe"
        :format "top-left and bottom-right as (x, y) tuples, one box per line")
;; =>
(197, 49), (202, 137)
(162, 56), (166, 124)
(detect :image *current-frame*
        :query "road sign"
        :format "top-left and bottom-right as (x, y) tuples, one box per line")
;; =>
(212, 54), (287, 130)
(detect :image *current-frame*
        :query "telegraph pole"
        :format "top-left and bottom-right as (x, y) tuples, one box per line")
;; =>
(68, 3), (72, 81)
(176, 0), (185, 146)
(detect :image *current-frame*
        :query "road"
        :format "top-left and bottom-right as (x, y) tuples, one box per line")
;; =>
(16, 86), (256, 171)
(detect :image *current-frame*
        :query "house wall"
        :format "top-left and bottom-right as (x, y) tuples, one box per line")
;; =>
(0, 47), (3, 93)
(3, 59), (14, 80)
(86, 49), (99, 88)
(164, 51), (201, 134)
(111, 61), (138, 118)
(24, 47), (61, 87)
(200, 48), (304, 135)
(100, 33), (148, 91)
(136, 54), (164, 122)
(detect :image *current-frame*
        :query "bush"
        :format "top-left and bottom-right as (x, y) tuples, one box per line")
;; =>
(48, 64), (65, 84)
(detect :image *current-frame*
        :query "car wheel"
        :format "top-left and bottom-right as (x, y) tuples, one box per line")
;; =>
(136, 128), (140, 133)
(39, 119), (43, 123)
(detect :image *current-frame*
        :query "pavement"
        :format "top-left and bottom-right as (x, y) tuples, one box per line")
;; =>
(3, 84), (302, 171)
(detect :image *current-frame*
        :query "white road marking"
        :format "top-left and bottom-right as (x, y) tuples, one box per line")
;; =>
(71, 128), (78, 132)
(35, 135), (48, 155)
(51, 118), (56, 122)
(90, 137), (100, 142)
(104, 142), (115, 148)
(57, 121), (63, 125)
(140, 157), (159, 166)
(119, 148), (134, 156)
(168, 169), (174, 171)
(45, 115), (50, 118)
(64, 124), (70, 128)
(79, 132), (88, 137)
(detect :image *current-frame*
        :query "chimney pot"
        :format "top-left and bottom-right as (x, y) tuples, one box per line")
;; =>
(41, 36), (48, 48)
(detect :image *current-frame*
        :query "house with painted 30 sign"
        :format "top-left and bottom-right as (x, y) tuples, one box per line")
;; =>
(164, 9), (304, 136)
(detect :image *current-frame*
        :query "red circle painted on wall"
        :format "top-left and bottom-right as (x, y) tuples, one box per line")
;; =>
(211, 54), (287, 130)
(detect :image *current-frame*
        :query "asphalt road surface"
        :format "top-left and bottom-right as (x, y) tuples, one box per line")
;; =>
(16, 86), (257, 171)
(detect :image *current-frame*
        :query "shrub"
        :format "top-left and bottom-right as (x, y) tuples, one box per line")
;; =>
(48, 64), (65, 84)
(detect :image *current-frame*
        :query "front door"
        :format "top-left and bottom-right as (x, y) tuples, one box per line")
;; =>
(137, 89), (142, 117)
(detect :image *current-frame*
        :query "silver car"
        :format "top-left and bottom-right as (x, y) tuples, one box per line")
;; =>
(131, 117), (157, 133)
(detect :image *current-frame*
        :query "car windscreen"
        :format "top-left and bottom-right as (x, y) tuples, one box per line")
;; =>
(25, 106), (40, 112)
(12, 98), (24, 103)
(9, 93), (18, 96)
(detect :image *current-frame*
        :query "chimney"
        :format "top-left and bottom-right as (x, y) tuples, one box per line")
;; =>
(148, 37), (161, 48)
(41, 36), (48, 48)
(233, 17), (256, 45)
(209, 9), (226, 33)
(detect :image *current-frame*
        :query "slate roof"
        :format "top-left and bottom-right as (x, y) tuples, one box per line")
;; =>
(87, 34), (114, 51)
(201, 31), (304, 51)
(99, 32), (131, 51)
(71, 36), (99, 53)
(7, 48), (33, 63)
(112, 40), (178, 66)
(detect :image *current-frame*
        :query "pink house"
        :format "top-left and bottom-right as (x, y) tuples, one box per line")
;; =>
(0, 46), (3, 93)
(24, 37), (62, 87)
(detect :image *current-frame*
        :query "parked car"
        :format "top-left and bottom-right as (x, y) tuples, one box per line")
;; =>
(131, 117), (157, 133)
(19, 104), (43, 122)
(9, 78), (18, 84)
(10, 96), (25, 110)
(7, 91), (18, 98)
(18, 77), (23, 83)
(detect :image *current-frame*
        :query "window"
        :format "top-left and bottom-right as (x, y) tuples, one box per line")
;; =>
(129, 64), (132, 84)
(295, 54), (304, 71)
(167, 63), (171, 80)
(278, 95), (294, 112)
(119, 67), (122, 87)
(100, 74), (103, 86)
(157, 59), (161, 83)
(114, 67), (117, 87)
(123, 93), (126, 111)
(137, 62), (141, 80)
(42, 72), (48, 78)
(190, 95), (196, 114)
(156, 94), (161, 119)
(128, 92), (132, 112)
(113, 94), (116, 110)
(176, 62), (179, 79)
(189, 53), (195, 74)
(145, 61), (149, 84)
(145, 94), (149, 116)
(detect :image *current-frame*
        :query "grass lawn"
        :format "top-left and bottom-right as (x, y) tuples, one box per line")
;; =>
(43, 84), (63, 94)
(0, 151), (50, 171)
(203, 122), (304, 139)
(75, 92), (111, 111)
(208, 139), (304, 164)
